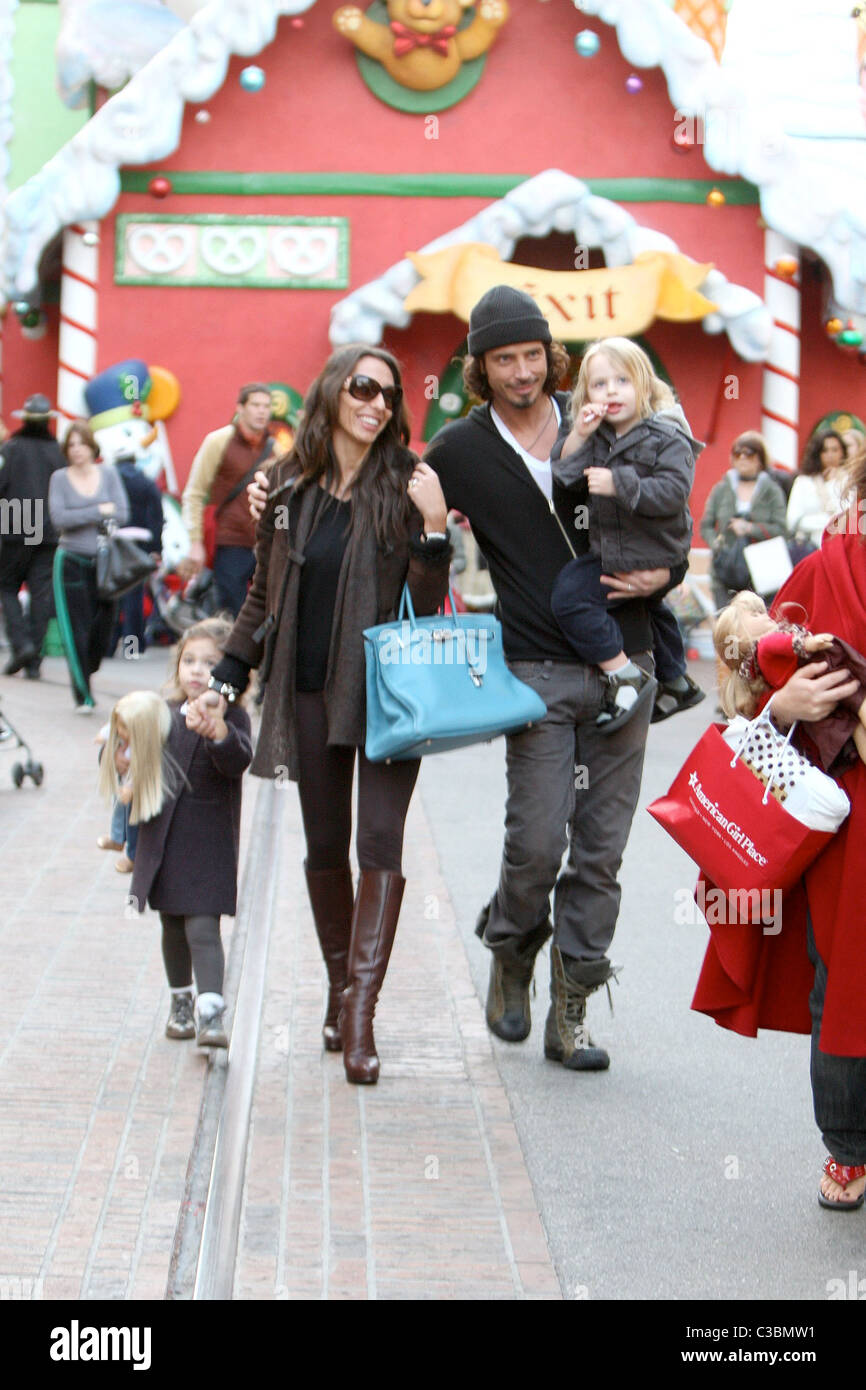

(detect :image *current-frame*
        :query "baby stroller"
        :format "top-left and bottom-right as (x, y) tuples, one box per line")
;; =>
(0, 695), (44, 787)
(148, 565), (221, 640)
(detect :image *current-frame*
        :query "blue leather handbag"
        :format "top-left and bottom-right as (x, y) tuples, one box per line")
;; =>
(363, 583), (547, 762)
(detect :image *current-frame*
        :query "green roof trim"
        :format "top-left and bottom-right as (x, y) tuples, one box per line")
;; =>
(118, 171), (760, 203)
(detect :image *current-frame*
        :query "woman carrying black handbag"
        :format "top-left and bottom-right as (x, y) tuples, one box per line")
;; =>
(48, 421), (129, 712)
(699, 432), (787, 610)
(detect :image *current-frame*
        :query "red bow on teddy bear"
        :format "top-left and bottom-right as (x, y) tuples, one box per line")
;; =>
(390, 20), (458, 57)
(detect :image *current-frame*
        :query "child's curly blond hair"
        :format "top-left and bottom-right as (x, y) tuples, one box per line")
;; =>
(570, 337), (677, 424)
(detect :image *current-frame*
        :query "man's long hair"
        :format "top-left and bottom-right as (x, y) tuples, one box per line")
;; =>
(271, 344), (414, 545)
(462, 341), (570, 403)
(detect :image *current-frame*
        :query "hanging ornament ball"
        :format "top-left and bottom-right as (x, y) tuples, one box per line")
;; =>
(774, 256), (798, 279)
(290, 16), (304, 26)
(82, 230), (99, 247)
(194, 109), (211, 124)
(625, 74), (643, 93)
(13, 300), (30, 316)
(240, 65), (266, 92)
(707, 188), (726, 207)
(22, 310), (41, 329)
(149, 176), (172, 198)
(574, 30), (600, 57)
(838, 328), (864, 347)
(825, 317), (844, 336)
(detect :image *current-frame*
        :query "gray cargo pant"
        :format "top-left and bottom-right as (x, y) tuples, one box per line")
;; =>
(480, 654), (653, 964)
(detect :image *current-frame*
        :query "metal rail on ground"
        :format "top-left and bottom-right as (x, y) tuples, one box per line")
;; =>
(166, 777), (283, 1300)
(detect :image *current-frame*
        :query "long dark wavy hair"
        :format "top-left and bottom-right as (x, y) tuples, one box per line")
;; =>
(462, 341), (570, 403)
(800, 429), (847, 477)
(268, 344), (414, 546)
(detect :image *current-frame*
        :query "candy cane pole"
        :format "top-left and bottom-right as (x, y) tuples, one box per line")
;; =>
(57, 221), (99, 423)
(761, 229), (801, 473)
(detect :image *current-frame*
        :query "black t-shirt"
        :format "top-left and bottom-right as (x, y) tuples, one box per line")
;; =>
(295, 494), (352, 692)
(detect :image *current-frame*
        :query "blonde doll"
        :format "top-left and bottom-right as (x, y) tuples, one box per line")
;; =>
(550, 337), (704, 733)
(120, 619), (252, 1047)
(97, 691), (178, 823)
(713, 590), (866, 772)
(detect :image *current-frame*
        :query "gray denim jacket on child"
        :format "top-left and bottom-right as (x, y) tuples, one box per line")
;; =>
(551, 406), (702, 573)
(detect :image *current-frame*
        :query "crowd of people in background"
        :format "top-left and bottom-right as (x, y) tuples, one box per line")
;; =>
(701, 424), (865, 613)
(0, 384), (861, 693)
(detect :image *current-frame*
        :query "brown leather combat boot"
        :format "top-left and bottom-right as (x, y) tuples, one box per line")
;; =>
(305, 863), (354, 1051)
(339, 870), (405, 1085)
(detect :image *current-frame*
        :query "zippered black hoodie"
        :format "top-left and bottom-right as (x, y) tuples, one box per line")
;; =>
(425, 395), (666, 662)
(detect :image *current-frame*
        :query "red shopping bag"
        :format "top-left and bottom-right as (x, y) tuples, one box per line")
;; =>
(647, 722), (834, 894)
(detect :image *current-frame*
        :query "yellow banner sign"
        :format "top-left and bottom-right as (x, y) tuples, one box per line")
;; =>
(404, 243), (717, 339)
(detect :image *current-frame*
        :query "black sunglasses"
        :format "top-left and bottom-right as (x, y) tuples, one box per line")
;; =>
(343, 374), (402, 410)
(732, 446), (759, 458)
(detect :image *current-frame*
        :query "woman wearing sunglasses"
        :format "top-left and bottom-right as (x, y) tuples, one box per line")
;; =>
(203, 345), (450, 1083)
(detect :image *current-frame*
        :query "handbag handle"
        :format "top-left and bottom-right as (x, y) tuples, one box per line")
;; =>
(395, 582), (485, 687)
(728, 697), (798, 806)
(397, 581), (461, 629)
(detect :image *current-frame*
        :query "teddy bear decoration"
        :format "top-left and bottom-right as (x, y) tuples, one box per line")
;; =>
(333, 0), (509, 93)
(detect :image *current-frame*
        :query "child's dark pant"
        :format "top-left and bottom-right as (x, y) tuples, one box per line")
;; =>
(160, 914), (224, 994)
(551, 553), (685, 679)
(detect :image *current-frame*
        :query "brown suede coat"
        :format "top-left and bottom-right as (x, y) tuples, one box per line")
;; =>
(224, 455), (450, 781)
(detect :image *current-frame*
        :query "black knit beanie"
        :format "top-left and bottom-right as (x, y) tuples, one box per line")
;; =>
(467, 285), (552, 357)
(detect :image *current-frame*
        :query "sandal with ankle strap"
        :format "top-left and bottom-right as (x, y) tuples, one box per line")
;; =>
(651, 675), (706, 723)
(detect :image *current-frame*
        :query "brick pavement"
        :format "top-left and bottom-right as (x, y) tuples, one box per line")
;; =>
(235, 793), (561, 1301)
(0, 648), (235, 1302)
(1, 647), (562, 1301)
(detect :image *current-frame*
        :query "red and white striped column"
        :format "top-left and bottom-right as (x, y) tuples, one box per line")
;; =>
(57, 220), (99, 424)
(761, 228), (801, 473)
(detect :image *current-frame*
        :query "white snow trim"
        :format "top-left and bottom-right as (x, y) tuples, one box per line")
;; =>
(2, 0), (317, 300)
(329, 169), (772, 362)
(576, 0), (866, 317)
(0, 0), (20, 286)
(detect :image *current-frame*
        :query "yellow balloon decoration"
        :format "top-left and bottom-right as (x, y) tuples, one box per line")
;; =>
(147, 366), (181, 420)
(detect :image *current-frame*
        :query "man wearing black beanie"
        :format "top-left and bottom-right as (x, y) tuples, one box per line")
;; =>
(425, 286), (681, 1072)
